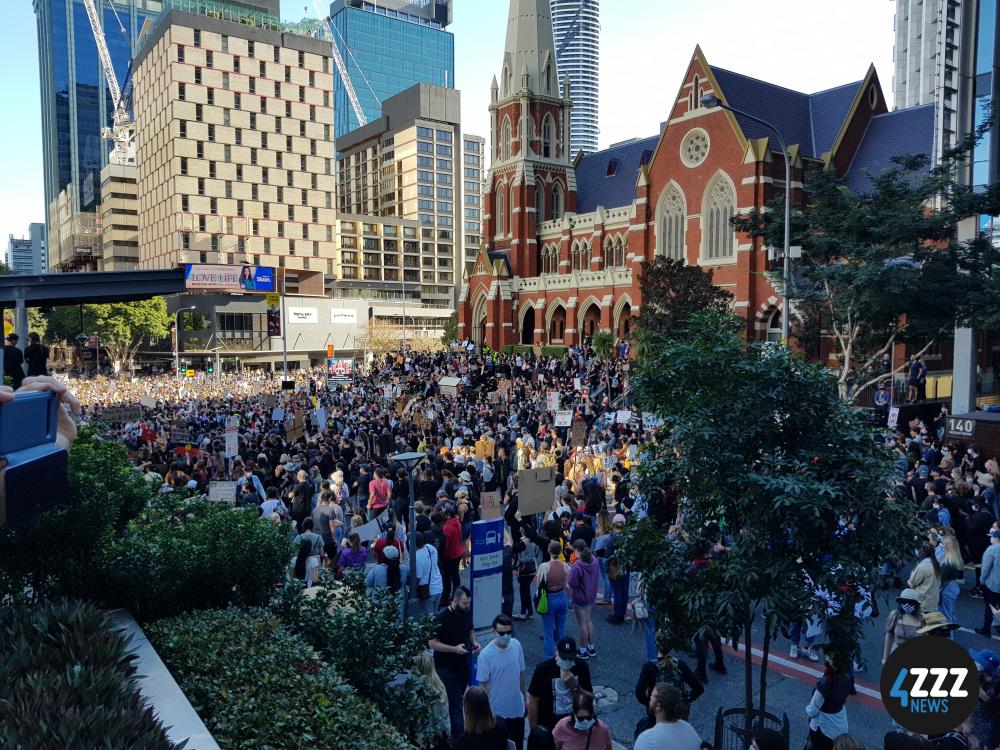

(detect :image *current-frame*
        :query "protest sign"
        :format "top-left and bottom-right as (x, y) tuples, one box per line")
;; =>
(479, 490), (502, 520)
(517, 466), (556, 516)
(355, 510), (392, 544)
(546, 391), (560, 412)
(102, 405), (141, 424)
(208, 481), (237, 505)
(554, 410), (573, 427)
(571, 422), (588, 449)
(616, 409), (632, 425)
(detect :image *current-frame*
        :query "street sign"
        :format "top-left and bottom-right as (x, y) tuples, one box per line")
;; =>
(266, 293), (280, 307)
(470, 519), (504, 631)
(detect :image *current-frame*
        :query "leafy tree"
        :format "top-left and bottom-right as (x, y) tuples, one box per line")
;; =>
(630, 309), (917, 729)
(734, 127), (1000, 401)
(633, 257), (733, 357)
(0, 262), (12, 275)
(441, 311), (458, 345)
(590, 330), (614, 359)
(46, 299), (170, 371)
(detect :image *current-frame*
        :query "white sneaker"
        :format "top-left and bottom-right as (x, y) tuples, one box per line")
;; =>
(804, 647), (820, 663)
(789, 645), (798, 659)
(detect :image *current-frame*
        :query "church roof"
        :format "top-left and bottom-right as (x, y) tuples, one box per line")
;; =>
(844, 104), (936, 194)
(575, 135), (659, 214)
(709, 66), (863, 159)
(501, 0), (556, 96)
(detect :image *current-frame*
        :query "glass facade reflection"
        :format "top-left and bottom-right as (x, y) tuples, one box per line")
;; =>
(35, 0), (159, 218)
(331, 4), (454, 139)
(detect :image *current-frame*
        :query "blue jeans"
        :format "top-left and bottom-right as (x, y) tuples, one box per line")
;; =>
(438, 666), (469, 736)
(611, 575), (629, 618)
(598, 557), (610, 600)
(540, 590), (568, 658)
(642, 604), (658, 662)
(939, 580), (959, 624)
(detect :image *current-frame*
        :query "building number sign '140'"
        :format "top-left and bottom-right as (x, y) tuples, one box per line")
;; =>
(946, 417), (975, 439)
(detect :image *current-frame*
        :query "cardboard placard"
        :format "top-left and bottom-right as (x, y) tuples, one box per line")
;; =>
(554, 410), (573, 427)
(264, 394), (277, 408)
(355, 509), (392, 544)
(170, 429), (194, 445)
(139, 397), (157, 409)
(224, 429), (239, 457)
(616, 409), (632, 425)
(286, 413), (306, 442)
(517, 466), (556, 516)
(479, 490), (502, 520)
(208, 481), (237, 505)
(102, 405), (142, 424)
(571, 422), (588, 449)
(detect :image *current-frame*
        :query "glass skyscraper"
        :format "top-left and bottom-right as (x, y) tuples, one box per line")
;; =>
(329, 0), (454, 140)
(551, 0), (599, 157)
(34, 0), (163, 217)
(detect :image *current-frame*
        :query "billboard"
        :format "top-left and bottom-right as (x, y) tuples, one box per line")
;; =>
(184, 264), (276, 292)
(326, 358), (354, 383)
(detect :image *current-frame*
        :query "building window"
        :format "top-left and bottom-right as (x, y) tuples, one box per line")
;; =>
(178, 82), (186, 100)
(496, 188), (505, 235)
(542, 116), (553, 158)
(656, 184), (686, 261)
(193, 29), (200, 47)
(703, 175), (736, 260)
(177, 45), (185, 63)
(501, 117), (512, 160)
(194, 67), (201, 84)
(551, 182), (563, 220)
(765, 310), (782, 342)
(535, 179), (544, 220)
(206, 51), (213, 67)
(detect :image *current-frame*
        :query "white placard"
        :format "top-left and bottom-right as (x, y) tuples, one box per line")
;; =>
(616, 409), (632, 425)
(140, 396), (157, 409)
(642, 412), (664, 429)
(224, 429), (239, 457)
(314, 408), (327, 431)
(225, 415), (238, 430)
(288, 307), (318, 324)
(887, 406), (900, 428)
(208, 481), (237, 504)
(546, 391), (560, 412)
(554, 410), (573, 427)
(331, 308), (358, 326)
(355, 510), (391, 544)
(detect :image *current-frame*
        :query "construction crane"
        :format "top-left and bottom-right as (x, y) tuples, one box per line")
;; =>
(309, 0), (372, 128)
(555, 0), (589, 59)
(82, 0), (135, 166)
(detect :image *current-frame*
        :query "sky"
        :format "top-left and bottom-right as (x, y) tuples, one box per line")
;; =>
(0, 0), (896, 245)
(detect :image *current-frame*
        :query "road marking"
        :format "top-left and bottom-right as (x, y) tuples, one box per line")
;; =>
(722, 642), (884, 710)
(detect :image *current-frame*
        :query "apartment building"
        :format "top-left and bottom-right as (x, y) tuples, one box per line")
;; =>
(133, 5), (336, 295)
(99, 164), (140, 270)
(336, 83), (483, 302)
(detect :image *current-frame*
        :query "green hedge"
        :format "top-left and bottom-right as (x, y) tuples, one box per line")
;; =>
(98, 494), (294, 621)
(0, 600), (178, 749)
(503, 345), (534, 355)
(540, 345), (568, 357)
(147, 607), (408, 750)
(0, 427), (154, 606)
(272, 578), (441, 746)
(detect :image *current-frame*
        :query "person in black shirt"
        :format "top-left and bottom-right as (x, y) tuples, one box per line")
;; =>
(569, 513), (595, 548)
(430, 586), (479, 735)
(3, 334), (24, 388)
(527, 636), (593, 732)
(23, 332), (48, 377)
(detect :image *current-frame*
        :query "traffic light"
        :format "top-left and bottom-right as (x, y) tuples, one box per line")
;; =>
(207, 363), (214, 373)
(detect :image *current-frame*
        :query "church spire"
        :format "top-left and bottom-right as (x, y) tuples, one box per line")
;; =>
(502, 0), (557, 97)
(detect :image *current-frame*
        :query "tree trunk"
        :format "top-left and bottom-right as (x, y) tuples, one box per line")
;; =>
(759, 612), (774, 726)
(743, 603), (755, 739)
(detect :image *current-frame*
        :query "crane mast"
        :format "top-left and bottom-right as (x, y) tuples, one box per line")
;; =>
(82, 0), (135, 166)
(310, 0), (368, 127)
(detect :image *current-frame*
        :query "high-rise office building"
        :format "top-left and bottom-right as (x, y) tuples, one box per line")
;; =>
(5, 224), (48, 275)
(329, 0), (454, 139)
(133, 4), (337, 295)
(335, 83), (482, 305)
(891, 0), (964, 163)
(550, 0), (599, 157)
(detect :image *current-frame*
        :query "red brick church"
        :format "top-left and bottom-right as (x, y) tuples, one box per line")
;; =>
(457, 0), (935, 350)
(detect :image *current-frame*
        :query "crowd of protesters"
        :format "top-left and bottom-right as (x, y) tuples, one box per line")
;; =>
(8, 335), (996, 750)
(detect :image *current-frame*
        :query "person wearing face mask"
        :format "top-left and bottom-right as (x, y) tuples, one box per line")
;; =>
(527, 637), (593, 732)
(551, 690), (612, 750)
(882, 589), (923, 664)
(475, 614), (526, 747)
(429, 586), (480, 735)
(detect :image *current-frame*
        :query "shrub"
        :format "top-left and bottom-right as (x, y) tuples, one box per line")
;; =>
(147, 607), (408, 750)
(98, 493), (294, 621)
(271, 576), (440, 746)
(0, 426), (154, 605)
(540, 345), (567, 357)
(503, 345), (534, 355)
(0, 600), (179, 749)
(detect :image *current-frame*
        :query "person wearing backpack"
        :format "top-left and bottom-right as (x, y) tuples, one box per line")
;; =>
(633, 638), (703, 738)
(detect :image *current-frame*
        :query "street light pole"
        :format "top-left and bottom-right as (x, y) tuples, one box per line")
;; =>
(174, 305), (196, 392)
(701, 95), (792, 344)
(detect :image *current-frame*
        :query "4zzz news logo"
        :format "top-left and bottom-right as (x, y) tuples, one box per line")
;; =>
(880, 637), (980, 734)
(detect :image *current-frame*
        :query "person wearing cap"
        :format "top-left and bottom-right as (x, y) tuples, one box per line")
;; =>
(634, 683), (700, 750)
(883, 589), (924, 663)
(976, 527), (1000, 637)
(526, 636), (593, 732)
(364, 543), (409, 612)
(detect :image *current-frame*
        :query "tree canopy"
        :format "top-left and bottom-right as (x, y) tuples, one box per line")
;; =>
(47, 299), (171, 369)
(734, 128), (1000, 400)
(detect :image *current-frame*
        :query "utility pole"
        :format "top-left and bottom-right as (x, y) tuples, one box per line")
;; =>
(281, 272), (289, 379)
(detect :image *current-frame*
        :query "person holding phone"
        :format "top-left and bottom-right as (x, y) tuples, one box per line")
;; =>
(429, 586), (480, 736)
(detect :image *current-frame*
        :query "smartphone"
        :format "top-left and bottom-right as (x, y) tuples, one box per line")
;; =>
(0, 391), (69, 527)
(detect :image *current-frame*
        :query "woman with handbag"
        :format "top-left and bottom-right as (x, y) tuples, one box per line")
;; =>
(536, 540), (571, 658)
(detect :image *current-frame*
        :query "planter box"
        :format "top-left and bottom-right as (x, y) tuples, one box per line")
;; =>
(109, 610), (220, 750)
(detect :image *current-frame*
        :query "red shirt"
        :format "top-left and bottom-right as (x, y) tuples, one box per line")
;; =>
(369, 478), (391, 510)
(443, 517), (464, 560)
(373, 537), (404, 564)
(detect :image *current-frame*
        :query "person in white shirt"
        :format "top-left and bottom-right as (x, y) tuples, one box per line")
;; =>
(634, 683), (701, 750)
(475, 613), (526, 747)
(415, 531), (444, 617)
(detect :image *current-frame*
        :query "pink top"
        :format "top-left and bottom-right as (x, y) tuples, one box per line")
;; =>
(552, 717), (612, 750)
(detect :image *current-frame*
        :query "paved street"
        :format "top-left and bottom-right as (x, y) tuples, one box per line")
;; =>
(477, 568), (997, 749)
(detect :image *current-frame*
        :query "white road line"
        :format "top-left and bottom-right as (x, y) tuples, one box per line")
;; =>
(730, 643), (882, 701)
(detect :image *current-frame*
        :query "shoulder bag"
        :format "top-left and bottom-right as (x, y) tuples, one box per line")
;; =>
(534, 564), (549, 614)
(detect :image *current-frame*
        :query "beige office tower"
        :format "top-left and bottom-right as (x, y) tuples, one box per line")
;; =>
(134, 6), (335, 295)
(336, 84), (485, 304)
(99, 163), (139, 271)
